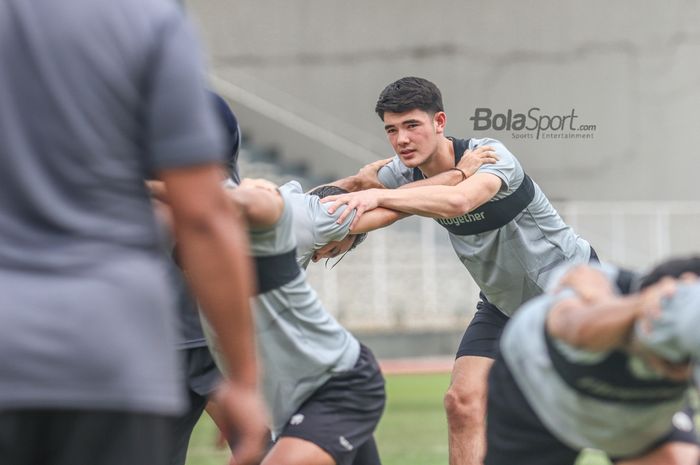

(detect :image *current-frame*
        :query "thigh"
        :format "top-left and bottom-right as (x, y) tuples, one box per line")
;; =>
(456, 297), (509, 359)
(448, 354), (494, 400)
(263, 437), (335, 465)
(485, 357), (580, 465)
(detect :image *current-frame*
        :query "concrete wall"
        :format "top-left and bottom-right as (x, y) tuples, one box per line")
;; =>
(186, 0), (700, 200)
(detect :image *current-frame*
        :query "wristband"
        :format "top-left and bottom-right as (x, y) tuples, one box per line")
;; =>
(449, 167), (467, 181)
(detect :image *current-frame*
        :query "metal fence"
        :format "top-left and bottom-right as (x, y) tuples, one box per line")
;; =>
(305, 202), (700, 331)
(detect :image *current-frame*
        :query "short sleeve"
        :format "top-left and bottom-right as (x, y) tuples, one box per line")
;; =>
(377, 156), (414, 189)
(279, 180), (304, 196)
(469, 138), (522, 195)
(307, 195), (355, 246)
(145, 13), (225, 171)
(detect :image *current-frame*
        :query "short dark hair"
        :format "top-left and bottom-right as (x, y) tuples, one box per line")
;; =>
(375, 76), (444, 120)
(639, 256), (700, 290)
(308, 185), (367, 251)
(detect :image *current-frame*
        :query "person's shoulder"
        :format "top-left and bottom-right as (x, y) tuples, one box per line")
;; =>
(470, 137), (517, 157)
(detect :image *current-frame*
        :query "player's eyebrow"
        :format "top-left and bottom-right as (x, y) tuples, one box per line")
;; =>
(384, 118), (421, 131)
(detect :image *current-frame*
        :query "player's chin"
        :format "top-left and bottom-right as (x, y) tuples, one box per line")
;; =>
(398, 153), (422, 167)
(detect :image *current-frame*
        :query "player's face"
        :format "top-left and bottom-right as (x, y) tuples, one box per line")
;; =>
(312, 236), (355, 262)
(382, 109), (444, 168)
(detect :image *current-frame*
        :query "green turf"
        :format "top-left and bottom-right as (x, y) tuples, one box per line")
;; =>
(185, 372), (612, 465)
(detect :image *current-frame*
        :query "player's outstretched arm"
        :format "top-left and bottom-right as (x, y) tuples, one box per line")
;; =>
(349, 207), (409, 234)
(322, 172), (502, 229)
(546, 267), (677, 351)
(158, 164), (267, 465)
(227, 179), (285, 228)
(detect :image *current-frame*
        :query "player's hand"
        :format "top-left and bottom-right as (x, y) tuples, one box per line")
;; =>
(557, 265), (615, 304)
(239, 178), (278, 193)
(637, 277), (677, 325)
(213, 380), (269, 465)
(321, 189), (382, 229)
(456, 145), (499, 178)
(356, 157), (393, 189)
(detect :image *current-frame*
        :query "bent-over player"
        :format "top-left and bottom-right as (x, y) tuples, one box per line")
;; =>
(486, 258), (700, 465)
(202, 180), (387, 465)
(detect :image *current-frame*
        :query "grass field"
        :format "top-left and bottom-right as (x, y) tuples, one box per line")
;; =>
(185, 372), (611, 465)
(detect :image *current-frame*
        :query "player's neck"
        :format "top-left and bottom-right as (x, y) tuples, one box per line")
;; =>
(418, 136), (455, 178)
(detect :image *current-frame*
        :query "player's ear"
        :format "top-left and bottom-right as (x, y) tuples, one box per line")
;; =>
(433, 111), (446, 134)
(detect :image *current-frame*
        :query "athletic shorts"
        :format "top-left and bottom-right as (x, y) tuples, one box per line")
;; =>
(455, 293), (509, 359)
(279, 344), (386, 465)
(457, 246), (600, 360)
(169, 346), (223, 465)
(182, 345), (222, 397)
(485, 352), (698, 465)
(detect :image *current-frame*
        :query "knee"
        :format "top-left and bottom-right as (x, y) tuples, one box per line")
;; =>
(443, 383), (486, 429)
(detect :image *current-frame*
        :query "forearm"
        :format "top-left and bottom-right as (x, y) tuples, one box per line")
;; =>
(174, 206), (257, 386)
(547, 295), (642, 351)
(373, 185), (474, 219)
(350, 207), (408, 233)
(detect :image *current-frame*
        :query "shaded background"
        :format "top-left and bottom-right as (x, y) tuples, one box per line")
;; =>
(184, 0), (700, 349)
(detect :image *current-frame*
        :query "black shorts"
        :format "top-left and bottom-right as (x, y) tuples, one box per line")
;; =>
(485, 352), (699, 465)
(0, 409), (173, 465)
(279, 344), (386, 465)
(456, 293), (509, 359)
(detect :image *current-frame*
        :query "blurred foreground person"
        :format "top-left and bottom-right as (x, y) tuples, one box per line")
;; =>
(486, 258), (700, 465)
(0, 2), (265, 465)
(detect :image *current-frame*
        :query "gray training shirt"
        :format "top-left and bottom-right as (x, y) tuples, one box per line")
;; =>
(0, 0), (225, 414)
(377, 137), (591, 316)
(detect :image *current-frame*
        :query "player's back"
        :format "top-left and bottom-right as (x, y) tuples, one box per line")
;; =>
(246, 192), (360, 435)
(0, 0), (189, 270)
(0, 0), (222, 416)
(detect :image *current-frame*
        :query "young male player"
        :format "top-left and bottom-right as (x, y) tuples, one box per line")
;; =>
(323, 76), (595, 465)
(486, 258), (700, 465)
